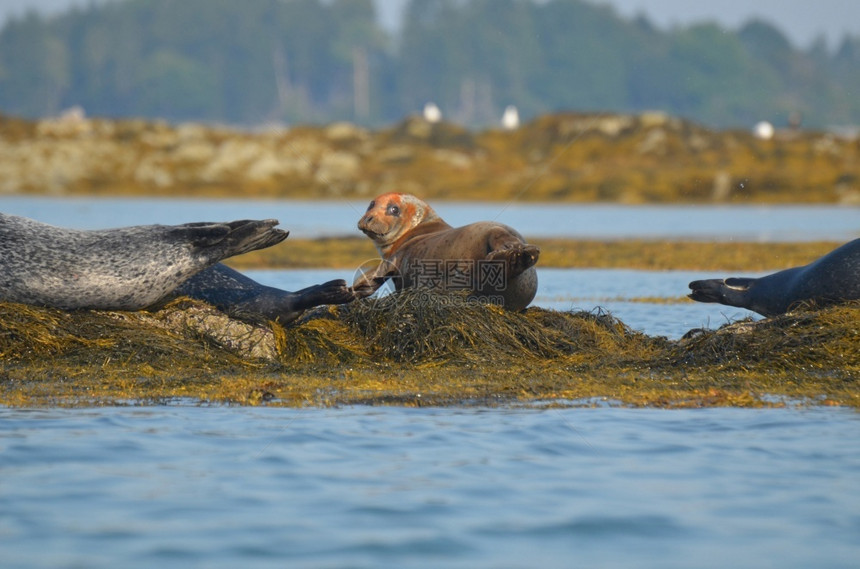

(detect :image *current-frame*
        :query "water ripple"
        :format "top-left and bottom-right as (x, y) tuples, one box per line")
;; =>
(2, 406), (859, 569)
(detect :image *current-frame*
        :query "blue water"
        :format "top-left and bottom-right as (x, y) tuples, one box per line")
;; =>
(1, 195), (857, 241)
(2, 406), (859, 569)
(3, 197), (858, 567)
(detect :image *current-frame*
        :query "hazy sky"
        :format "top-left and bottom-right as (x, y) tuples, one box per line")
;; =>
(1, 0), (858, 49)
(596, 0), (860, 49)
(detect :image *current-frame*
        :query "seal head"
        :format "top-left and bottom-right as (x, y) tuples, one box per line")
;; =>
(358, 192), (448, 257)
(688, 238), (860, 316)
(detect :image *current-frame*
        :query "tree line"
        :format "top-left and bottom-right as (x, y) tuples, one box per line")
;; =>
(1, 0), (859, 128)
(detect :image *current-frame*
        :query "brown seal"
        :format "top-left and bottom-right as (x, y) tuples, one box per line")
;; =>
(353, 192), (539, 310)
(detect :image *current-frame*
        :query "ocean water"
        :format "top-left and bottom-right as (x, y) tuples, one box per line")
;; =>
(2, 197), (858, 568)
(0, 195), (856, 241)
(2, 406), (859, 569)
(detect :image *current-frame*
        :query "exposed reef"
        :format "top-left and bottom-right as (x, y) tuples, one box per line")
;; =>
(2, 292), (857, 408)
(1, 112), (858, 204)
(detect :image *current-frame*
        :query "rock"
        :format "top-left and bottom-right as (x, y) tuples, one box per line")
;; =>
(639, 111), (669, 129)
(596, 115), (634, 137)
(637, 128), (667, 155)
(200, 139), (265, 180)
(35, 106), (92, 137)
(246, 150), (302, 182)
(377, 145), (415, 164)
(148, 302), (279, 361)
(325, 121), (368, 143)
(712, 170), (732, 201)
(315, 151), (360, 184)
(172, 140), (216, 163)
(433, 149), (472, 170)
(175, 122), (210, 142)
(134, 155), (174, 188)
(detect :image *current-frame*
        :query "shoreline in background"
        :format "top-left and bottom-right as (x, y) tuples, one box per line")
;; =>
(2, 112), (858, 204)
(229, 237), (844, 272)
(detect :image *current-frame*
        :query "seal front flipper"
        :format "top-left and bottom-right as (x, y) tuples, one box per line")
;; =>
(351, 259), (399, 299)
(176, 265), (354, 324)
(288, 280), (355, 311)
(228, 279), (354, 324)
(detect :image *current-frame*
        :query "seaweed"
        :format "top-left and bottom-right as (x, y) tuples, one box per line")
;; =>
(1, 292), (857, 408)
(229, 238), (844, 272)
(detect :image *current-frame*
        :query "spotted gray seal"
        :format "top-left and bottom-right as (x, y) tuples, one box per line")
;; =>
(0, 212), (354, 322)
(688, 238), (860, 316)
(0, 212), (290, 311)
(352, 192), (539, 310)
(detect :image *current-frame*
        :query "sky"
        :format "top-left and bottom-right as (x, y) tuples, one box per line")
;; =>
(1, 0), (859, 50)
(595, 0), (860, 49)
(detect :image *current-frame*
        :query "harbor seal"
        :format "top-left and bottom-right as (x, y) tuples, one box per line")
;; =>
(0, 212), (288, 311)
(688, 238), (860, 317)
(174, 264), (353, 324)
(353, 192), (539, 310)
(0, 212), (354, 322)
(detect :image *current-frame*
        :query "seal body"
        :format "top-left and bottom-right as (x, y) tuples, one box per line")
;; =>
(175, 264), (353, 324)
(0, 212), (288, 311)
(688, 238), (860, 316)
(354, 193), (539, 310)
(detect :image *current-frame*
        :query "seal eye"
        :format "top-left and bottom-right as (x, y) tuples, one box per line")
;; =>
(386, 204), (400, 217)
(367, 200), (375, 211)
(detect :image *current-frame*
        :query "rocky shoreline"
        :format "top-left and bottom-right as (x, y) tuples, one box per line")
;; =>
(2, 111), (858, 204)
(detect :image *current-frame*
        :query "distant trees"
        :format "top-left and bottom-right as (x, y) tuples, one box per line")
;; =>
(0, 0), (384, 123)
(0, 0), (858, 128)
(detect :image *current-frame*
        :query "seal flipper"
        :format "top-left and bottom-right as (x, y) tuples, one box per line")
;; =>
(285, 280), (355, 312)
(688, 277), (756, 307)
(172, 219), (289, 261)
(486, 244), (540, 278)
(230, 279), (354, 324)
(176, 264), (354, 324)
(351, 260), (400, 298)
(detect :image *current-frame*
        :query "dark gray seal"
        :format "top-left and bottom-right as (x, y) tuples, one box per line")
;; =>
(0, 212), (353, 322)
(175, 264), (353, 324)
(688, 238), (860, 317)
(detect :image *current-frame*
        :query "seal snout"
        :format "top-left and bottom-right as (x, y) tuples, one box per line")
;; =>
(357, 206), (394, 243)
(357, 215), (380, 238)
